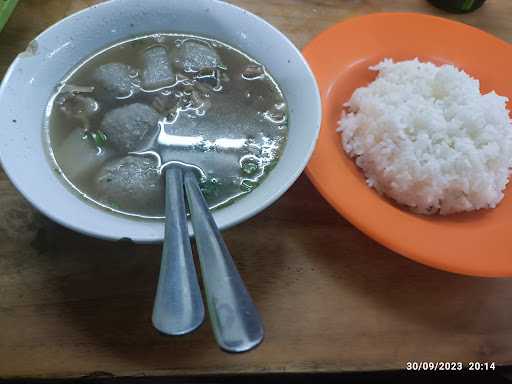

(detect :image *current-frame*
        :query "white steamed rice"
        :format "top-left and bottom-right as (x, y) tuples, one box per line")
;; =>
(339, 58), (512, 215)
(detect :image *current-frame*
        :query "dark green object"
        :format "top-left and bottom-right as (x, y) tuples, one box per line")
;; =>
(86, 130), (108, 148)
(0, 0), (18, 32)
(428, 0), (487, 13)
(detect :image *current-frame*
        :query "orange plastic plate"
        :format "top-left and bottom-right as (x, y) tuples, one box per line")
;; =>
(304, 13), (512, 277)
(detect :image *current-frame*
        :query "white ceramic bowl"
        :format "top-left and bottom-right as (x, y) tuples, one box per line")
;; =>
(0, 0), (321, 243)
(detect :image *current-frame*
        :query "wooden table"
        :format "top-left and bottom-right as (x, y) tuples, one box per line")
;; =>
(1, 0), (512, 380)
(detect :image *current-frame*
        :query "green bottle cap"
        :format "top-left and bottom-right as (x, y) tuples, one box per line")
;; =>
(428, 0), (486, 13)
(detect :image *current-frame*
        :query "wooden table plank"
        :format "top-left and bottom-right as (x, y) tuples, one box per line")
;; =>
(1, 0), (512, 379)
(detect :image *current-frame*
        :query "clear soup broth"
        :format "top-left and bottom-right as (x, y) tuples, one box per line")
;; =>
(45, 33), (288, 218)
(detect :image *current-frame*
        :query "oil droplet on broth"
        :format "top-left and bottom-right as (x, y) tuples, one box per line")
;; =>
(200, 176), (219, 197)
(263, 109), (287, 124)
(242, 64), (265, 81)
(240, 155), (261, 176)
(240, 178), (259, 192)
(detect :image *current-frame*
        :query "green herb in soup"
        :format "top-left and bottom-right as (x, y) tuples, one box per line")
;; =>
(45, 33), (289, 218)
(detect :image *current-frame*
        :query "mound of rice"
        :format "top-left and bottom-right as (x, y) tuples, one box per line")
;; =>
(339, 59), (512, 215)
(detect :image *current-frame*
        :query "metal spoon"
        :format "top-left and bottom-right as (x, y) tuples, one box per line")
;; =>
(152, 165), (204, 335)
(184, 170), (264, 352)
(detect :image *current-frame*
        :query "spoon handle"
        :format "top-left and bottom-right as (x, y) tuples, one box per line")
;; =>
(152, 166), (205, 335)
(183, 171), (264, 352)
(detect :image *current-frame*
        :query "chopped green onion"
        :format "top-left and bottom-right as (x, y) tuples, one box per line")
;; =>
(85, 130), (108, 147)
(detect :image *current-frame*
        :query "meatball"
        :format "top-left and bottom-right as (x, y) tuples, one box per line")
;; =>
(95, 155), (163, 212)
(93, 63), (140, 98)
(100, 103), (160, 153)
(176, 41), (222, 72)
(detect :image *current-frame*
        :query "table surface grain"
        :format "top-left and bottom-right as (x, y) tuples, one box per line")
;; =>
(1, 0), (512, 380)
